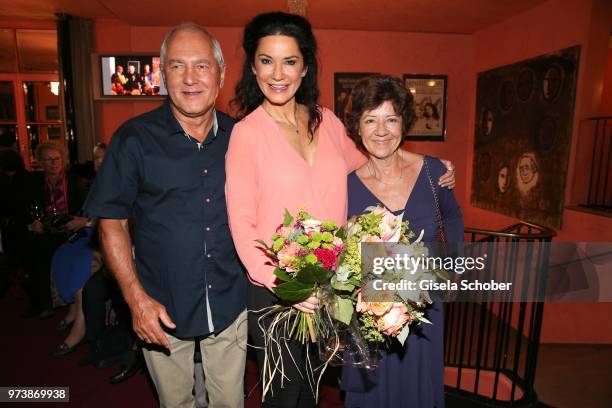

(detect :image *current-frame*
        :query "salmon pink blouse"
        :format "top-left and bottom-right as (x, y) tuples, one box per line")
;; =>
(226, 106), (366, 289)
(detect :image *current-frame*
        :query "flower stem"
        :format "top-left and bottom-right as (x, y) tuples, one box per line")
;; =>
(306, 313), (317, 342)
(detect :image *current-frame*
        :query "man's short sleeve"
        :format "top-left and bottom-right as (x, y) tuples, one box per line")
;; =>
(83, 125), (142, 219)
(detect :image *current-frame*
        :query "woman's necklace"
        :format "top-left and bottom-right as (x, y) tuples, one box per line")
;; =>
(368, 153), (404, 186)
(264, 103), (300, 135)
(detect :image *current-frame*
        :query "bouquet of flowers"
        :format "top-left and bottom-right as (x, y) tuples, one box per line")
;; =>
(257, 208), (346, 343)
(331, 205), (436, 347)
(256, 208), (346, 401)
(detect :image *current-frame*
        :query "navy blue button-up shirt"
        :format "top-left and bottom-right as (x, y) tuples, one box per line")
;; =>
(84, 102), (247, 337)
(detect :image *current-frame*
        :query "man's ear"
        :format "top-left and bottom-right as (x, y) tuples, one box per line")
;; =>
(219, 65), (226, 88)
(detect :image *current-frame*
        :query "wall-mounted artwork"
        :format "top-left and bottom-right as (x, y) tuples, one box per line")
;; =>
(403, 74), (447, 141)
(470, 46), (580, 230)
(333, 72), (376, 119)
(92, 53), (167, 100)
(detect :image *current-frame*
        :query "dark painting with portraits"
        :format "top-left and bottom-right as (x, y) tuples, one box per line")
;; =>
(470, 46), (580, 230)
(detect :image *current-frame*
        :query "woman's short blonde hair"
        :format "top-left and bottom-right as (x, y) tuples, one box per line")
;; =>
(35, 143), (69, 168)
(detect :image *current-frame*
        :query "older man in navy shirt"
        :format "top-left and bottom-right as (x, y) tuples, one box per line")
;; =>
(84, 23), (247, 407)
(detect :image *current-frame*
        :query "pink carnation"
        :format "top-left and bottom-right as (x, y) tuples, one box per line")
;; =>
(314, 248), (338, 270)
(277, 242), (301, 272)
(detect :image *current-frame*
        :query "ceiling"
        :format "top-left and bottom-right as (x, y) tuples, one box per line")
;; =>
(0, 0), (549, 34)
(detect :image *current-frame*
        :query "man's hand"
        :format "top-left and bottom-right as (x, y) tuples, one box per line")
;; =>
(439, 159), (456, 189)
(65, 216), (88, 231)
(130, 292), (176, 348)
(99, 218), (176, 348)
(292, 295), (319, 314)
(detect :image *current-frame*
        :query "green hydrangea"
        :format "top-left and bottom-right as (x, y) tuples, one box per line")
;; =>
(360, 314), (385, 343)
(344, 237), (362, 277)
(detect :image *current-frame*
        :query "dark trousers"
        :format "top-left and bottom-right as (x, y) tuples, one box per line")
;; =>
(24, 232), (65, 311)
(82, 270), (132, 345)
(248, 283), (317, 408)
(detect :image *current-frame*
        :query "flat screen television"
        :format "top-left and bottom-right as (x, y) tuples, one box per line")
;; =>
(94, 54), (167, 99)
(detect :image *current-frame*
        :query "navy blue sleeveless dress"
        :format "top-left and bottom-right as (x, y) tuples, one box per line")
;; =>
(341, 156), (464, 408)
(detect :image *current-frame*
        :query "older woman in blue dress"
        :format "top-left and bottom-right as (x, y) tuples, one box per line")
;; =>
(341, 75), (464, 408)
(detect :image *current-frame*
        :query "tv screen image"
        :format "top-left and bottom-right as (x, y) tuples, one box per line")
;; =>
(100, 55), (167, 96)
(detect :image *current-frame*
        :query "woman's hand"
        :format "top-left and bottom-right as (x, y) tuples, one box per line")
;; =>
(439, 159), (456, 189)
(31, 220), (44, 234)
(292, 295), (319, 314)
(65, 216), (88, 231)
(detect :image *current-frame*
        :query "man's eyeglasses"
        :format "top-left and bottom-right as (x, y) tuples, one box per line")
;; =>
(41, 157), (62, 163)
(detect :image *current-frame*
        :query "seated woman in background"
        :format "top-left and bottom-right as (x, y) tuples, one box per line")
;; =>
(50, 143), (107, 357)
(23, 143), (89, 320)
(341, 75), (464, 408)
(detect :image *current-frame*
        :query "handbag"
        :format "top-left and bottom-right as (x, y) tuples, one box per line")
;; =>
(423, 157), (448, 257)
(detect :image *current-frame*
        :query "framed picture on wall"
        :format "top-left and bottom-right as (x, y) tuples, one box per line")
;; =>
(333, 72), (377, 119)
(403, 74), (447, 141)
(45, 105), (59, 120)
(91, 53), (167, 100)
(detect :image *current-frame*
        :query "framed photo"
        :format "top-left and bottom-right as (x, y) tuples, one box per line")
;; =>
(45, 105), (59, 120)
(403, 74), (447, 141)
(47, 126), (61, 140)
(333, 72), (377, 118)
(92, 53), (166, 100)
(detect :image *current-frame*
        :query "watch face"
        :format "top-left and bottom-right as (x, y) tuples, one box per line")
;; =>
(542, 65), (563, 101)
(517, 69), (534, 101)
(499, 80), (515, 111)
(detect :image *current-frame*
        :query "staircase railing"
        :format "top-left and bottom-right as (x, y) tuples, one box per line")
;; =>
(444, 222), (555, 407)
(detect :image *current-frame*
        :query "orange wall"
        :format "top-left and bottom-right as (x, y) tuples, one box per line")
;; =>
(469, 0), (612, 344)
(92, 0), (611, 344)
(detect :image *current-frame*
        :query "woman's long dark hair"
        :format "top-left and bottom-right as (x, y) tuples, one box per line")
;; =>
(232, 12), (322, 138)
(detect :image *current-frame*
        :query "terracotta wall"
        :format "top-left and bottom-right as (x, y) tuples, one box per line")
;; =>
(469, 0), (612, 344)
(600, 47), (612, 115)
(91, 0), (612, 343)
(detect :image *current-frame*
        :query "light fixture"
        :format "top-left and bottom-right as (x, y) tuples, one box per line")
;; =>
(427, 80), (436, 87)
(50, 81), (60, 96)
(288, 0), (308, 16)
(409, 87), (417, 94)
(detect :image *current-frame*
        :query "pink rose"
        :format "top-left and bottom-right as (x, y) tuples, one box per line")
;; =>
(276, 225), (294, 238)
(378, 303), (411, 336)
(301, 219), (322, 234)
(356, 292), (393, 316)
(362, 235), (383, 243)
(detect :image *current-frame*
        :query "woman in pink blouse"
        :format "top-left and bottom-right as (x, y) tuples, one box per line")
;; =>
(226, 12), (454, 407)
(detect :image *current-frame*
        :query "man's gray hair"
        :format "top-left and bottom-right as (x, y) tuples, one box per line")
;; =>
(160, 23), (225, 69)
